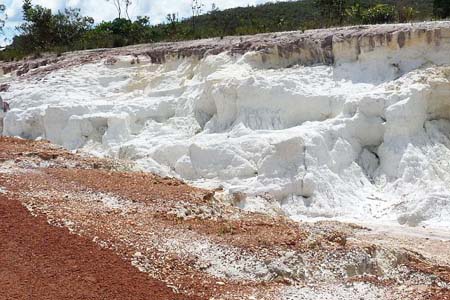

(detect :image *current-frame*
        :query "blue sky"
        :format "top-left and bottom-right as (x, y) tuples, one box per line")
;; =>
(1, 0), (279, 45)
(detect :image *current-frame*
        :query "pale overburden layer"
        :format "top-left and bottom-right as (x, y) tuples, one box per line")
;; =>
(2, 23), (450, 228)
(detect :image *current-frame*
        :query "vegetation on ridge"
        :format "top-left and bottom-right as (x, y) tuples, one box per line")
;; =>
(0, 0), (447, 61)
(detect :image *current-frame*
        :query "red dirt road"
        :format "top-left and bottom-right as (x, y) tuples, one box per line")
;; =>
(0, 194), (198, 300)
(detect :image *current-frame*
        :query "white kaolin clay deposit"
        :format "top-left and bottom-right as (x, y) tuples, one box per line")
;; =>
(2, 22), (450, 228)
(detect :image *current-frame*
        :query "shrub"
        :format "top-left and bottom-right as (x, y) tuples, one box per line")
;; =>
(362, 4), (397, 24)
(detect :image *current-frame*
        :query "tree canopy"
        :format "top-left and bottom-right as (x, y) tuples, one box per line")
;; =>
(434, 0), (450, 18)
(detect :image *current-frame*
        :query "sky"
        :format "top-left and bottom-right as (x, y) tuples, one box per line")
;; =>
(0, 0), (278, 45)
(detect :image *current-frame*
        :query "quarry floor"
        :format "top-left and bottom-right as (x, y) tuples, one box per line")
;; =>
(0, 137), (449, 300)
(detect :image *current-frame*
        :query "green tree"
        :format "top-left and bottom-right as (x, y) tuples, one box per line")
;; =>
(345, 0), (363, 24)
(22, 0), (32, 20)
(166, 13), (179, 39)
(19, 1), (93, 52)
(19, 2), (54, 50)
(53, 8), (94, 45)
(398, 6), (418, 23)
(362, 4), (397, 24)
(191, 0), (204, 35)
(434, 0), (450, 18)
(315, 0), (348, 26)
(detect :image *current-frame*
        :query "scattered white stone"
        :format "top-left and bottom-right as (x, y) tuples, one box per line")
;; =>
(280, 282), (388, 300)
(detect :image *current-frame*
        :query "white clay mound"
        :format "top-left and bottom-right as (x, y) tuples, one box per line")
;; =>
(3, 23), (450, 229)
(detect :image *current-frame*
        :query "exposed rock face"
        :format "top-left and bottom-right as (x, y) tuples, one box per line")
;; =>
(2, 22), (450, 229)
(2, 22), (450, 77)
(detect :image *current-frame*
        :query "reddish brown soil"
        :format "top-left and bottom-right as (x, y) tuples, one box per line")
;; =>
(41, 168), (311, 251)
(422, 287), (450, 300)
(407, 255), (450, 282)
(0, 194), (199, 300)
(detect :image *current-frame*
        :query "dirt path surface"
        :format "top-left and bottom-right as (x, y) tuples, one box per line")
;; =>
(0, 195), (196, 300)
(0, 137), (449, 300)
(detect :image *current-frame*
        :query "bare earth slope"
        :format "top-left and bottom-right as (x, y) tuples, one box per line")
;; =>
(0, 137), (449, 300)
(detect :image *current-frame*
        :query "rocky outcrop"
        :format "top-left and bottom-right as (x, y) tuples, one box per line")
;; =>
(2, 21), (450, 77)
